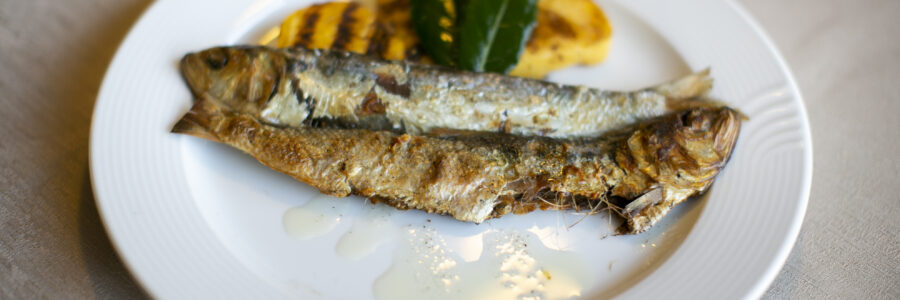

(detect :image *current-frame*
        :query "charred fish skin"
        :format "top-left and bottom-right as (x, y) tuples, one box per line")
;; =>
(172, 96), (740, 234)
(180, 46), (714, 138)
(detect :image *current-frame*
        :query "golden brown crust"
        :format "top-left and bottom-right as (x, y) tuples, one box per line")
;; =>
(180, 46), (716, 139)
(174, 97), (740, 233)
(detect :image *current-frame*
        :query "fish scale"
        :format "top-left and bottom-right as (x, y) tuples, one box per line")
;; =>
(172, 95), (741, 234)
(180, 46), (715, 139)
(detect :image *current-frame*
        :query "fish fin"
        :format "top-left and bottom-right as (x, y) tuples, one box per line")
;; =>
(654, 69), (736, 112)
(171, 97), (226, 142)
(655, 70), (748, 122)
(653, 68), (713, 100)
(623, 187), (663, 217)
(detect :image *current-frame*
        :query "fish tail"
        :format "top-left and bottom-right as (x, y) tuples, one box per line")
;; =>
(652, 68), (728, 111)
(652, 68), (713, 100)
(171, 97), (226, 142)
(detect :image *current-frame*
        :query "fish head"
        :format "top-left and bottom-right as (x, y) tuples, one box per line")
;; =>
(671, 107), (741, 187)
(618, 107), (740, 234)
(678, 107), (741, 158)
(633, 107), (742, 190)
(180, 47), (284, 112)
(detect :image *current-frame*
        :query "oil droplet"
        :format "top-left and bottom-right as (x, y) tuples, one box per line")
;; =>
(335, 203), (397, 260)
(444, 233), (485, 263)
(481, 232), (588, 300)
(374, 228), (591, 300)
(527, 225), (574, 251)
(283, 194), (350, 240)
(373, 226), (461, 299)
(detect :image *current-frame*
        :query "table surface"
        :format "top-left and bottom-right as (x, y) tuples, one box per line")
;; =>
(1, 0), (898, 298)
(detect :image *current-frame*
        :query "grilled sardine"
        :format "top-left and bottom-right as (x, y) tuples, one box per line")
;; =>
(172, 96), (740, 234)
(181, 46), (714, 138)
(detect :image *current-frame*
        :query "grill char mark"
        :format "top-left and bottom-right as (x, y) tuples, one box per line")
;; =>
(330, 3), (361, 50)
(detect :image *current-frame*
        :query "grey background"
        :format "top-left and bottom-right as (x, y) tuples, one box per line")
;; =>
(1, 0), (897, 298)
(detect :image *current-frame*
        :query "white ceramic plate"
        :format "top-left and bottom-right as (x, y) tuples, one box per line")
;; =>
(90, 0), (812, 298)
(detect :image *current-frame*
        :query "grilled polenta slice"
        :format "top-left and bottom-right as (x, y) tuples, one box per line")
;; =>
(276, 0), (611, 78)
(277, 0), (427, 62)
(510, 0), (612, 78)
(277, 2), (377, 54)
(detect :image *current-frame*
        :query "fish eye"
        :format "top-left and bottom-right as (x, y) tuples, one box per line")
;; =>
(204, 49), (229, 70)
(680, 111), (694, 127)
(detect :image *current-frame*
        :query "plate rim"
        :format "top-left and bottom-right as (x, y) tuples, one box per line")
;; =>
(724, 0), (812, 296)
(89, 0), (812, 298)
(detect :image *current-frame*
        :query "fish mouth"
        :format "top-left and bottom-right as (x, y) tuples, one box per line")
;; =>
(684, 107), (742, 182)
(711, 108), (742, 160)
(180, 51), (213, 99)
